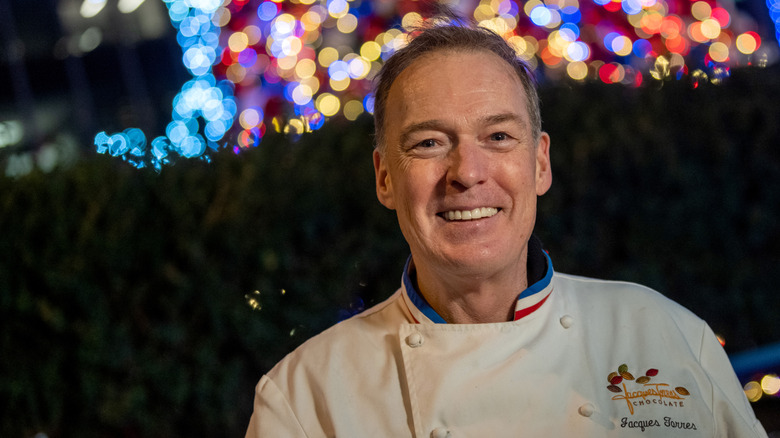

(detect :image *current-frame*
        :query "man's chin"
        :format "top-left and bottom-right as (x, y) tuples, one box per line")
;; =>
(431, 251), (519, 278)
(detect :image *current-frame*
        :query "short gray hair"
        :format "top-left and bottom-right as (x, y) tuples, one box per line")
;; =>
(372, 18), (542, 152)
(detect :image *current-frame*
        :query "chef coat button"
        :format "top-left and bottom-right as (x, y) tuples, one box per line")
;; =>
(430, 427), (451, 438)
(578, 403), (595, 417)
(406, 332), (424, 348)
(559, 315), (574, 329)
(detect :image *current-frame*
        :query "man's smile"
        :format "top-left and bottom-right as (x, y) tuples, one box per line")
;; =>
(439, 207), (500, 221)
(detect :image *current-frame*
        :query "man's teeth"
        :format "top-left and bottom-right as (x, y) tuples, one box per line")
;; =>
(444, 207), (499, 221)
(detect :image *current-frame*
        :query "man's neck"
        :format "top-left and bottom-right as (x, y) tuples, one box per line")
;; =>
(413, 254), (530, 324)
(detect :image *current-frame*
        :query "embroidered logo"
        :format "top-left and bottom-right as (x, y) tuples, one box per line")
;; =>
(605, 364), (690, 415)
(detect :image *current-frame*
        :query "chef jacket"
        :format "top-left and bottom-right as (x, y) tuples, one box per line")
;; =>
(246, 250), (767, 437)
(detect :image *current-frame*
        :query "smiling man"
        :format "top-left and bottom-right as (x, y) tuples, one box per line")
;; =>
(373, 46), (551, 325)
(246, 19), (767, 437)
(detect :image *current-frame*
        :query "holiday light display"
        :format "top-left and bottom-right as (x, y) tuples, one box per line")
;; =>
(95, 0), (775, 169)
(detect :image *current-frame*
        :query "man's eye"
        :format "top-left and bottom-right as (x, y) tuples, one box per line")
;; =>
(490, 132), (508, 141)
(416, 139), (437, 148)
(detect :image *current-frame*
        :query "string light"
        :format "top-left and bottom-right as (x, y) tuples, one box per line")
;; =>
(95, 0), (774, 169)
(95, 0), (235, 170)
(209, 0), (772, 132)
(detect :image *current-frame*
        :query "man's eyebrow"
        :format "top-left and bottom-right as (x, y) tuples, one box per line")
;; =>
(480, 112), (525, 126)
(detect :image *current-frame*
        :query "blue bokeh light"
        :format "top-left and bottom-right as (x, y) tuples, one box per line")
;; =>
(604, 32), (622, 52)
(768, 0), (780, 42)
(95, 0), (236, 170)
(567, 41), (591, 62)
(258, 1), (279, 21)
(622, 0), (643, 15)
(167, 1), (189, 22)
(560, 23), (580, 41)
(327, 0), (349, 16)
(328, 60), (350, 81)
(363, 94), (375, 114)
(503, 0), (520, 17)
(108, 133), (129, 156)
(633, 39), (653, 58)
(560, 6), (581, 23)
(530, 6), (553, 26)
(178, 135), (206, 158)
(238, 48), (258, 68)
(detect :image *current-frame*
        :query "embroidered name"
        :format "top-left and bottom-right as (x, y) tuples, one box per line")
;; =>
(620, 417), (660, 432)
(620, 417), (698, 432)
(664, 416), (698, 430)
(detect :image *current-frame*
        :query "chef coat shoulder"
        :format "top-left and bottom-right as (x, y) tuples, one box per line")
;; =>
(553, 271), (717, 374)
(249, 289), (412, 436)
(554, 272), (707, 343)
(268, 288), (407, 378)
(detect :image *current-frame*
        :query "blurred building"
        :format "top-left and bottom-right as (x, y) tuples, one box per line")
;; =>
(0, 0), (183, 176)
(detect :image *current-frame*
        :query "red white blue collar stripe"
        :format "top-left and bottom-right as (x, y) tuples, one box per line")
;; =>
(402, 251), (554, 324)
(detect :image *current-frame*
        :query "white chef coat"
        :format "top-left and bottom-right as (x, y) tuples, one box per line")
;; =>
(246, 256), (767, 437)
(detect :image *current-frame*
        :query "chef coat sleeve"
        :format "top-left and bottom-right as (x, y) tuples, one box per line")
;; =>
(245, 375), (308, 438)
(699, 323), (769, 437)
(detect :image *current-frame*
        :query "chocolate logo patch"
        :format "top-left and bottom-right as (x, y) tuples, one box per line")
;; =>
(606, 364), (690, 415)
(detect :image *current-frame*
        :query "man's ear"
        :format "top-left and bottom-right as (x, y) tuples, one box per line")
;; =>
(535, 132), (552, 196)
(373, 149), (396, 210)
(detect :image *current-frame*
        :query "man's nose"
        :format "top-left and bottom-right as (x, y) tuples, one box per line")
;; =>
(446, 140), (488, 190)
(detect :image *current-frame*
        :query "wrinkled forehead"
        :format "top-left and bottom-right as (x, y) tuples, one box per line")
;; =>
(392, 47), (525, 91)
(383, 49), (532, 128)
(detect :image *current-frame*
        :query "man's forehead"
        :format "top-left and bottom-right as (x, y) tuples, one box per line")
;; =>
(384, 50), (530, 127)
(395, 48), (520, 84)
(390, 49), (526, 96)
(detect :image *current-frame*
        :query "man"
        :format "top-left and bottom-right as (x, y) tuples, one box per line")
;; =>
(246, 20), (767, 437)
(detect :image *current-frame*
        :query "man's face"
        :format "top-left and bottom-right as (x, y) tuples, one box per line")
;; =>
(373, 49), (552, 280)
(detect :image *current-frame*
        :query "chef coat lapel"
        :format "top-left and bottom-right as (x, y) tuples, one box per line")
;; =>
(400, 237), (555, 324)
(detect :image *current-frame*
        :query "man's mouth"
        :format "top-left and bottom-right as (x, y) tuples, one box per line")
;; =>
(440, 207), (500, 221)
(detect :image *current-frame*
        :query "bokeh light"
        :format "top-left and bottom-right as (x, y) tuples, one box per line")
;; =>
(743, 372), (780, 403)
(736, 32), (761, 54)
(80, 0), (107, 18)
(96, 0), (235, 169)
(343, 100), (364, 121)
(316, 93), (340, 117)
(95, 0), (775, 168)
(709, 42), (730, 63)
(691, 1), (712, 21)
(744, 381), (763, 402)
(566, 61), (589, 80)
(761, 374), (780, 396)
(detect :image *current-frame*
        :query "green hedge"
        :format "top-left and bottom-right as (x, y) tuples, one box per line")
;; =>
(1, 66), (779, 436)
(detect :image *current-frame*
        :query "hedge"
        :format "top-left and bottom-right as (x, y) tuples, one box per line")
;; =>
(1, 65), (778, 436)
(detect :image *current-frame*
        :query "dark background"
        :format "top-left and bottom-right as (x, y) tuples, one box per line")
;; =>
(2, 68), (780, 436)
(1, 0), (779, 436)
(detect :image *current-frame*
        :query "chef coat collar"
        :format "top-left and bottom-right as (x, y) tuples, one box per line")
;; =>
(402, 235), (554, 324)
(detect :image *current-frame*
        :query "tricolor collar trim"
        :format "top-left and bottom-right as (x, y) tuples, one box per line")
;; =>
(402, 256), (447, 324)
(401, 250), (554, 324)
